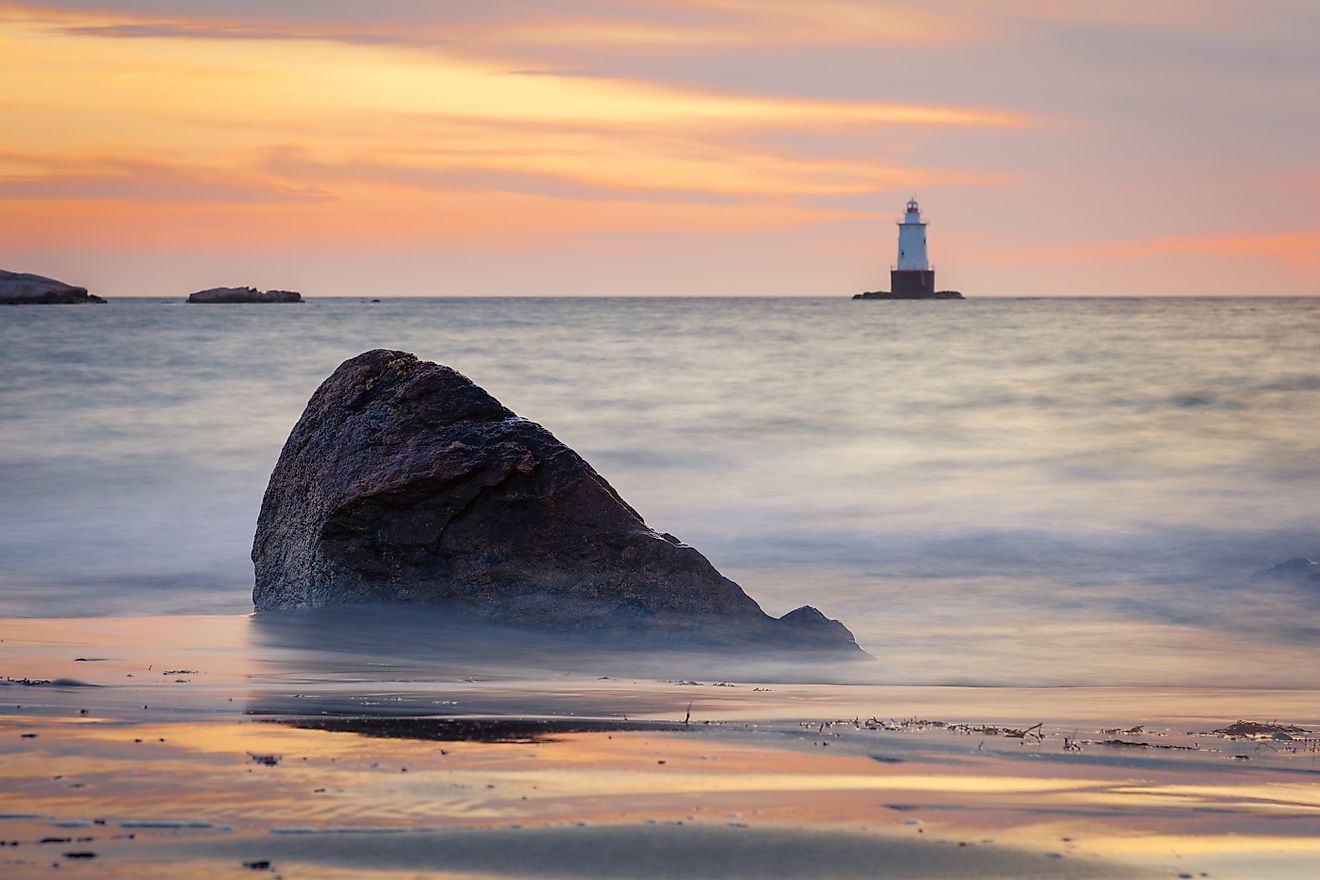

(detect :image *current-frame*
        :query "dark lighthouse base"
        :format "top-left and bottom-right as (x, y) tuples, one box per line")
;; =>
(853, 269), (963, 300)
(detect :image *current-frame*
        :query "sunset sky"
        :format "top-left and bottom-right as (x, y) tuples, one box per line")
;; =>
(2, 1), (1317, 296)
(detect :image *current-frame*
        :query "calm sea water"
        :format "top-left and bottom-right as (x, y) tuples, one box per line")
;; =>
(3, 297), (1318, 687)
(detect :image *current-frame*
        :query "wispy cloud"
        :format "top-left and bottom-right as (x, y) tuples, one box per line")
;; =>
(17, 1), (983, 51)
(2, 6), (1025, 215)
(264, 152), (754, 205)
(57, 22), (447, 47)
(0, 155), (333, 204)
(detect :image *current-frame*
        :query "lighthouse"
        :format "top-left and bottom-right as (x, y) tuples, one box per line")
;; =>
(852, 197), (963, 299)
(891, 197), (935, 296)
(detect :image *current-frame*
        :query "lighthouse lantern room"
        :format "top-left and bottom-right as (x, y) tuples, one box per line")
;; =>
(891, 197), (935, 296)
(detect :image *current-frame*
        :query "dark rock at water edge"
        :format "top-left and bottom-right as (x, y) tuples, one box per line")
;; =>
(0, 269), (105, 304)
(187, 286), (303, 303)
(853, 290), (964, 300)
(253, 349), (860, 652)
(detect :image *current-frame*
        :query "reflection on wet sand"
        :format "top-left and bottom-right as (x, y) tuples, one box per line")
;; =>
(3, 613), (1320, 878)
(5, 715), (1320, 879)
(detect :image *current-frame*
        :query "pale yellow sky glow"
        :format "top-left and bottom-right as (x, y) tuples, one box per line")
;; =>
(1, 1), (1316, 295)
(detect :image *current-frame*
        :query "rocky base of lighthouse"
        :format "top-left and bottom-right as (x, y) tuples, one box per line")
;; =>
(891, 269), (935, 296)
(853, 267), (963, 299)
(853, 290), (964, 300)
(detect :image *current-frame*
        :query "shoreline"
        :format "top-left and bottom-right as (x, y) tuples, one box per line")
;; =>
(5, 706), (1318, 879)
(6, 613), (1320, 720)
(3, 614), (1320, 878)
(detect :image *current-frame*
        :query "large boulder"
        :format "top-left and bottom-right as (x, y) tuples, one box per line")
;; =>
(1, 269), (105, 304)
(253, 350), (859, 651)
(187, 286), (302, 303)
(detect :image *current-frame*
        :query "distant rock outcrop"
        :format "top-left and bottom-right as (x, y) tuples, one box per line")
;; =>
(187, 287), (302, 303)
(0, 270), (105, 304)
(252, 349), (860, 652)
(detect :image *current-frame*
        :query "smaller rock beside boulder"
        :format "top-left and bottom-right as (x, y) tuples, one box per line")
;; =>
(187, 286), (303, 304)
(1, 270), (105, 304)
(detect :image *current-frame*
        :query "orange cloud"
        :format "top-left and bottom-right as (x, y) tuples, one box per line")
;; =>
(0, 188), (855, 255)
(0, 153), (331, 204)
(481, 1), (983, 50)
(0, 6), (1023, 232)
(5, 0), (985, 50)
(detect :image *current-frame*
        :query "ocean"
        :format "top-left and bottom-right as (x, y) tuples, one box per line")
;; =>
(3, 296), (1318, 688)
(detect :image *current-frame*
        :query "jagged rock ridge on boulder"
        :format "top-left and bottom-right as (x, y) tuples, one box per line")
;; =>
(1, 269), (105, 304)
(253, 349), (859, 652)
(187, 286), (302, 303)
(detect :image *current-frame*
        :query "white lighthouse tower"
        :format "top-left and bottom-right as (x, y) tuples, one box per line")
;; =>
(889, 196), (936, 296)
(896, 198), (928, 271)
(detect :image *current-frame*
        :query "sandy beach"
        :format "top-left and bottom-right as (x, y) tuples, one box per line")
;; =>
(4, 614), (1318, 879)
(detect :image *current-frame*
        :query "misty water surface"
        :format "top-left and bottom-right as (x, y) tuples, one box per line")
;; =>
(2, 296), (1318, 686)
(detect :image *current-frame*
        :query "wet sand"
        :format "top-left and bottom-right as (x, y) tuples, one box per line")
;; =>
(3, 614), (1320, 879)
